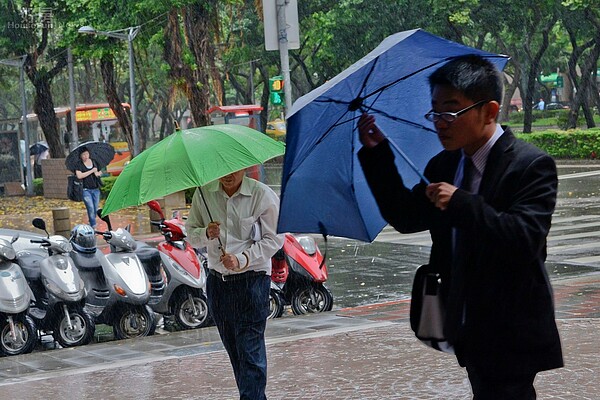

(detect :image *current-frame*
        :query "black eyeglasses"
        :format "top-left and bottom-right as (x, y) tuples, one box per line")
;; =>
(424, 100), (489, 123)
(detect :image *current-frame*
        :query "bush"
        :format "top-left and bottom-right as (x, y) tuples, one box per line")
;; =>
(517, 128), (600, 159)
(32, 178), (44, 195)
(556, 110), (586, 130)
(99, 176), (118, 199)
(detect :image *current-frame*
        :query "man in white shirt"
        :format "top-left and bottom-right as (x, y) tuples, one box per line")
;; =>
(186, 169), (284, 400)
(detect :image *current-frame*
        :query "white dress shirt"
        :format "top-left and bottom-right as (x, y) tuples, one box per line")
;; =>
(186, 176), (284, 276)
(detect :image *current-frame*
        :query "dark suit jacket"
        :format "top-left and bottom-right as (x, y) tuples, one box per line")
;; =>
(358, 127), (563, 376)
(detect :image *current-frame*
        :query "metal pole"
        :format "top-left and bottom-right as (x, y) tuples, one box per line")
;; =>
(67, 48), (79, 150)
(249, 59), (255, 104)
(276, 0), (292, 115)
(19, 56), (33, 195)
(128, 28), (139, 157)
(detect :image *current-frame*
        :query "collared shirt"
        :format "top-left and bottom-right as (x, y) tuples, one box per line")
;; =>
(454, 123), (504, 192)
(185, 176), (284, 276)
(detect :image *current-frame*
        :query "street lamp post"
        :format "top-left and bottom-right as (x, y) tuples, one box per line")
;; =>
(0, 55), (33, 195)
(78, 25), (141, 156)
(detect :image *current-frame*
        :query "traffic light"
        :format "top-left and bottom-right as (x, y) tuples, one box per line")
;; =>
(269, 76), (284, 105)
(270, 92), (283, 105)
(269, 76), (284, 93)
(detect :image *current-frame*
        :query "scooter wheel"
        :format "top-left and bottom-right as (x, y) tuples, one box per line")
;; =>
(268, 289), (285, 319)
(290, 284), (334, 315)
(53, 307), (95, 348)
(113, 305), (157, 340)
(0, 314), (37, 356)
(173, 291), (211, 329)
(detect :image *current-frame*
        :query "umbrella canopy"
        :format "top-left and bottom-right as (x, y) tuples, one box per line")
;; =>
(65, 141), (116, 172)
(101, 124), (285, 216)
(29, 141), (48, 156)
(277, 29), (509, 242)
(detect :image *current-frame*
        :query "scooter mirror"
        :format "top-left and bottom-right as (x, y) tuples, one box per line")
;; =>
(146, 200), (165, 219)
(32, 218), (49, 236)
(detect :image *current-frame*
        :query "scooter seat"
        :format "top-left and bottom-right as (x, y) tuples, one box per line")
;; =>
(135, 245), (162, 276)
(16, 252), (43, 281)
(71, 250), (103, 270)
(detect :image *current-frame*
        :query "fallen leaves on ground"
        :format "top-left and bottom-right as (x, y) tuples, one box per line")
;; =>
(0, 196), (152, 235)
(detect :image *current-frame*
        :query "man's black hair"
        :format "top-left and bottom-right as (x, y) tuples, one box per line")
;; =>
(428, 55), (503, 104)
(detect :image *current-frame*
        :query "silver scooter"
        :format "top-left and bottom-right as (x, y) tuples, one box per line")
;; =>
(69, 219), (156, 340)
(17, 218), (95, 348)
(0, 236), (37, 356)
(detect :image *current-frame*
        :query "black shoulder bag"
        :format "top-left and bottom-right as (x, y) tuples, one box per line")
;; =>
(67, 175), (83, 202)
(410, 264), (454, 353)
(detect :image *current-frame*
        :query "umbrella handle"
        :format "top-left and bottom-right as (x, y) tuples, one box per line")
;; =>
(198, 186), (227, 256)
(376, 124), (431, 185)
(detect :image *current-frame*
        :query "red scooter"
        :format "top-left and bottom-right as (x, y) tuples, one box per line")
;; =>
(268, 233), (333, 318)
(146, 201), (210, 329)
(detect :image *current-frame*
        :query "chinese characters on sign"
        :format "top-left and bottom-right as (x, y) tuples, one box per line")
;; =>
(7, 7), (53, 30)
(75, 108), (117, 122)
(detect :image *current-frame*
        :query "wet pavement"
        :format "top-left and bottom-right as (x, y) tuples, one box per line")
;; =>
(0, 160), (598, 398)
(0, 272), (597, 399)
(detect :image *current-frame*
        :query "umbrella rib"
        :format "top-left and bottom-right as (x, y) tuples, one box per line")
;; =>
(363, 59), (444, 101)
(362, 55), (507, 102)
(361, 103), (437, 134)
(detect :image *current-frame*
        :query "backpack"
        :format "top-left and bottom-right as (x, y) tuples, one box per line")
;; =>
(67, 175), (83, 201)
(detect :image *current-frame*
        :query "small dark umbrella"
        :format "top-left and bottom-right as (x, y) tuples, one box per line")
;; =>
(65, 141), (116, 172)
(29, 141), (48, 156)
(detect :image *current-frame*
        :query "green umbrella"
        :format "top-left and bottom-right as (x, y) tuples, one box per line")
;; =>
(101, 124), (285, 216)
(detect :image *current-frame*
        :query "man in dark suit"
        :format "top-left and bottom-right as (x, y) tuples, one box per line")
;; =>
(357, 55), (563, 399)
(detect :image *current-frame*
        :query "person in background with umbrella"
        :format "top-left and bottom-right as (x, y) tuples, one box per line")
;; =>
(186, 168), (284, 400)
(74, 146), (102, 229)
(358, 55), (562, 399)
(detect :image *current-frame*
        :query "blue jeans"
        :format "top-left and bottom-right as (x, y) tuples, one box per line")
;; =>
(207, 272), (270, 400)
(82, 188), (100, 228)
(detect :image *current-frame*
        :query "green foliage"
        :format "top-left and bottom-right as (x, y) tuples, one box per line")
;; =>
(99, 175), (117, 199)
(517, 129), (600, 159)
(184, 187), (196, 204)
(32, 178), (44, 195)
(556, 110), (586, 130)
(506, 110), (588, 128)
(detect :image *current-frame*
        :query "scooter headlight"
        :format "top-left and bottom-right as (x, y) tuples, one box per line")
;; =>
(296, 236), (317, 256)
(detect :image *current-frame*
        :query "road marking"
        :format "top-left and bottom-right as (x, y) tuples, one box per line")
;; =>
(558, 170), (600, 180)
(563, 255), (600, 264)
(548, 241), (599, 255)
(550, 221), (600, 232)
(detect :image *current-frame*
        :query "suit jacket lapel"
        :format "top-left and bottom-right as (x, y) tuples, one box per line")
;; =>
(479, 126), (516, 199)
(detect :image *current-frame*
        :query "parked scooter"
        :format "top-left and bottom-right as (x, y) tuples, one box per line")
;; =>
(0, 236), (37, 356)
(146, 201), (210, 329)
(268, 233), (333, 318)
(16, 218), (94, 348)
(69, 217), (156, 340)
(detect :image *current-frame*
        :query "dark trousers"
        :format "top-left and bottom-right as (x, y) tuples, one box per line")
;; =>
(207, 272), (270, 400)
(467, 367), (537, 400)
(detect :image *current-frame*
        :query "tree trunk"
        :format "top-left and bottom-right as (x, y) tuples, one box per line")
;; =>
(183, 3), (214, 127)
(31, 78), (63, 157)
(24, 54), (67, 158)
(522, 18), (555, 133)
(499, 63), (521, 123)
(164, 8), (211, 128)
(567, 43), (599, 129)
(100, 54), (134, 155)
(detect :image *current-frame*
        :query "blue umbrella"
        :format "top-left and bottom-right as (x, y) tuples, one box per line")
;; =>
(277, 29), (509, 242)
